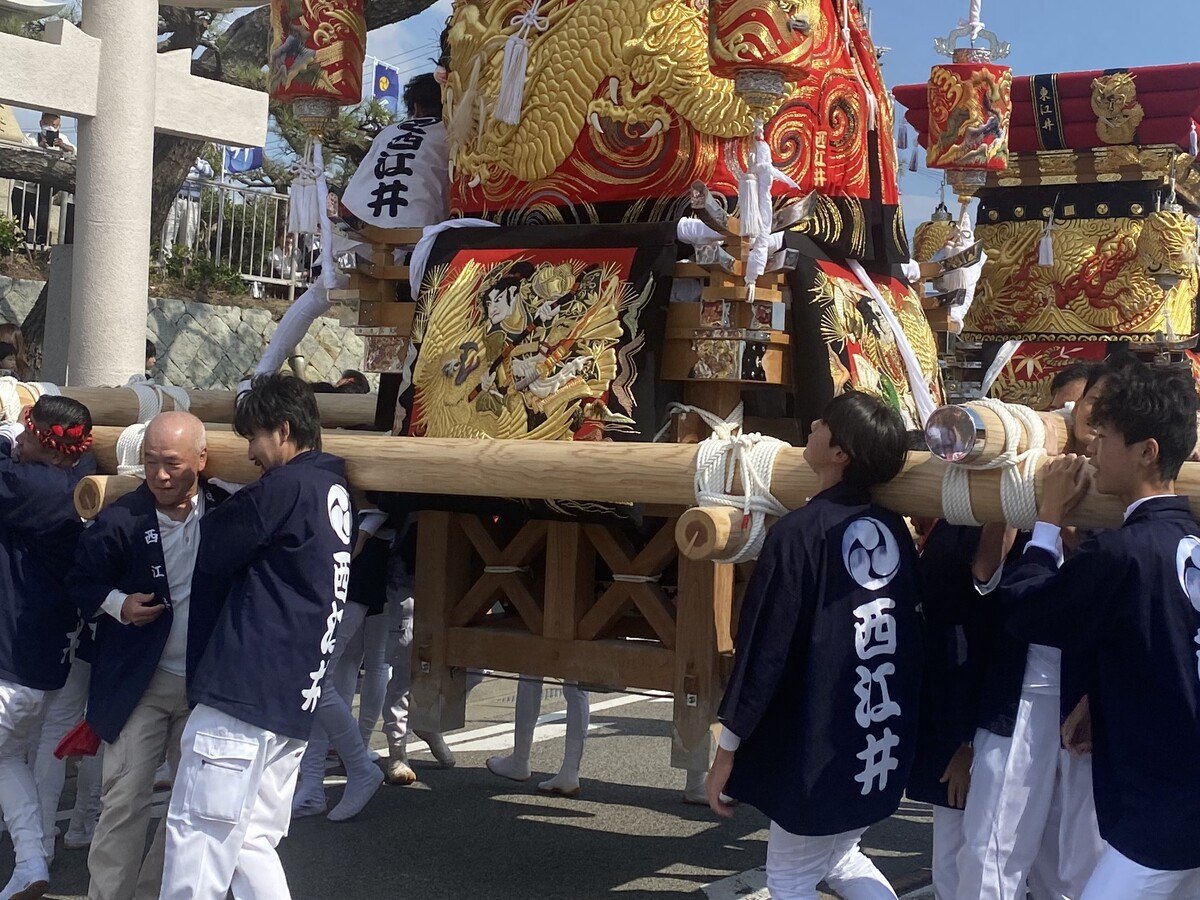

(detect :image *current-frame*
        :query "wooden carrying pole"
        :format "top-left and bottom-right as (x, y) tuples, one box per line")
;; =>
(13, 384), (378, 430)
(79, 426), (1189, 532)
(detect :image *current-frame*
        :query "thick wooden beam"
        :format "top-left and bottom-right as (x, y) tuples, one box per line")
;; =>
(14, 383), (378, 430)
(81, 426), (1159, 529)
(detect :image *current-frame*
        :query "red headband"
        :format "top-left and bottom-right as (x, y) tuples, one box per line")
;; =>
(22, 406), (93, 457)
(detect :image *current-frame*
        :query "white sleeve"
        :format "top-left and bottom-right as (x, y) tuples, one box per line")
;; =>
(0, 422), (24, 447)
(357, 509), (388, 539)
(717, 725), (741, 752)
(1028, 523), (1065, 564)
(101, 590), (129, 624)
(253, 279), (338, 376)
(974, 561), (1005, 596)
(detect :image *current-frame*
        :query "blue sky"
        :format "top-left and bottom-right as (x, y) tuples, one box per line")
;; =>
(14, 1), (1200, 231)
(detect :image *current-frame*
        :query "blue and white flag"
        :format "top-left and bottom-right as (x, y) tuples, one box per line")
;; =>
(373, 62), (401, 111)
(224, 146), (264, 174)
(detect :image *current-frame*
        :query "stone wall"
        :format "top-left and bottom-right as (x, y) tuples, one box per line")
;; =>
(0, 274), (43, 326)
(148, 297), (365, 390)
(0, 276), (365, 389)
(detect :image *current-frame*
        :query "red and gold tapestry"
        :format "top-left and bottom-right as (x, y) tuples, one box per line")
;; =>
(444, 0), (906, 259)
(964, 214), (1198, 342)
(925, 62), (1012, 172)
(268, 0), (367, 106)
(791, 255), (943, 429)
(398, 223), (676, 442)
(988, 342), (1107, 408)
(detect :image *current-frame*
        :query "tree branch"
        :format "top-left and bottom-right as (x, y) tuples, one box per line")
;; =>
(0, 145), (75, 194)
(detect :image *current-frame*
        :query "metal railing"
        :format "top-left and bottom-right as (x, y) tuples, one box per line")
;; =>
(1, 178), (72, 249)
(158, 177), (314, 301)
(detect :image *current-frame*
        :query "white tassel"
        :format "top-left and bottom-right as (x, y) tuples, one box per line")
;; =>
(493, 2), (548, 126)
(897, 123), (909, 151)
(738, 169), (763, 240)
(312, 139), (338, 290)
(288, 136), (321, 236)
(1038, 217), (1055, 267)
(1190, 120), (1198, 156)
(909, 148), (920, 172)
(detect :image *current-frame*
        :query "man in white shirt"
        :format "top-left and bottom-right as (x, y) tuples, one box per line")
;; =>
(70, 412), (227, 900)
(162, 158), (213, 256)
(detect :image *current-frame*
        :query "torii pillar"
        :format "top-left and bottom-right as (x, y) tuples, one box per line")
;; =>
(0, 7), (268, 386)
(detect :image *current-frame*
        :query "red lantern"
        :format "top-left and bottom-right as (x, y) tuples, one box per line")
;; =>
(707, 0), (815, 109)
(925, 24), (1012, 191)
(269, 0), (367, 127)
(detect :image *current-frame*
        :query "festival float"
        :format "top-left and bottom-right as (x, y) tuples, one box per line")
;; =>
(5, 0), (1199, 786)
(895, 51), (1200, 406)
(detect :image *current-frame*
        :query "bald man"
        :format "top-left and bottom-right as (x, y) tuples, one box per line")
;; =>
(70, 412), (230, 900)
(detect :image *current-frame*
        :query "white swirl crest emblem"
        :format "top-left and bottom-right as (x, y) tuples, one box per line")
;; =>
(1175, 536), (1200, 613)
(842, 518), (901, 591)
(327, 484), (353, 546)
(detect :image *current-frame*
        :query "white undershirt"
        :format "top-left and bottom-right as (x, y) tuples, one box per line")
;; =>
(101, 491), (204, 677)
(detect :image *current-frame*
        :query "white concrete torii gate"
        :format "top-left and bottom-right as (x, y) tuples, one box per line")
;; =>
(0, 3), (268, 386)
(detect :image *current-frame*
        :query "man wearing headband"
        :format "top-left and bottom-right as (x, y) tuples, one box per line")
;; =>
(0, 396), (95, 900)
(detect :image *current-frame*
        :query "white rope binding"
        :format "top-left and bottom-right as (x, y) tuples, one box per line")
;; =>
(125, 379), (191, 424)
(668, 402), (790, 564)
(116, 423), (147, 478)
(0, 377), (22, 422)
(940, 399), (1046, 529)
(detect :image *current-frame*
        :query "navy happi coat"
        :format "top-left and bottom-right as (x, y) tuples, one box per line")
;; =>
(908, 522), (992, 808)
(1000, 497), (1200, 871)
(188, 451), (354, 740)
(720, 482), (923, 836)
(0, 442), (95, 691)
(71, 480), (228, 743)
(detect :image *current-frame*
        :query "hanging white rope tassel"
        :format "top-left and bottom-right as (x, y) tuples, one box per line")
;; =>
(312, 140), (338, 290)
(940, 399), (1046, 529)
(1190, 121), (1198, 157)
(116, 423), (148, 478)
(1038, 213), (1055, 267)
(494, 0), (548, 125)
(289, 136), (321, 236)
(742, 119), (800, 295)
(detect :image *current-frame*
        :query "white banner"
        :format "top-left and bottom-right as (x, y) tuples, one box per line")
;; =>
(342, 117), (449, 229)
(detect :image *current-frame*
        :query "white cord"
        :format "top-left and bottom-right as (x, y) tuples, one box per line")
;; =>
(116, 423), (147, 478)
(125, 380), (191, 423)
(940, 399), (1046, 529)
(670, 401), (789, 564)
(0, 377), (22, 422)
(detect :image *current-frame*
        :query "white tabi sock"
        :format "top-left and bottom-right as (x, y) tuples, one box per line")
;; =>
(487, 677), (542, 782)
(537, 683), (589, 796)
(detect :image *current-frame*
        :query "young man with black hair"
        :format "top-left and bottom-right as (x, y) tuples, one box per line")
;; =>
(706, 391), (920, 899)
(0, 396), (95, 900)
(1049, 362), (1099, 411)
(999, 361), (1200, 898)
(158, 375), (357, 900)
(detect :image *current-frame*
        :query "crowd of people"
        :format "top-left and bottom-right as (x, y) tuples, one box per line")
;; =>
(706, 358), (1200, 900)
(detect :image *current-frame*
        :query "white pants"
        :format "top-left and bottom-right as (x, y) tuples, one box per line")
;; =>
(295, 601), (371, 799)
(932, 807), (965, 900)
(333, 609), (390, 746)
(382, 589), (416, 755)
(766, 822), (897, 900)
(1079, 846), (1200, 899)
(0, 678), (47, 865)
(163, 196), (201, 255)
(34, 658), (102, 858)
(956, 691), (1105, 900)
(159, 704), (305, 900)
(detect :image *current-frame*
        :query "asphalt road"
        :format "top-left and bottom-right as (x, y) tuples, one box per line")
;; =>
(10, 677), (934, 899)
